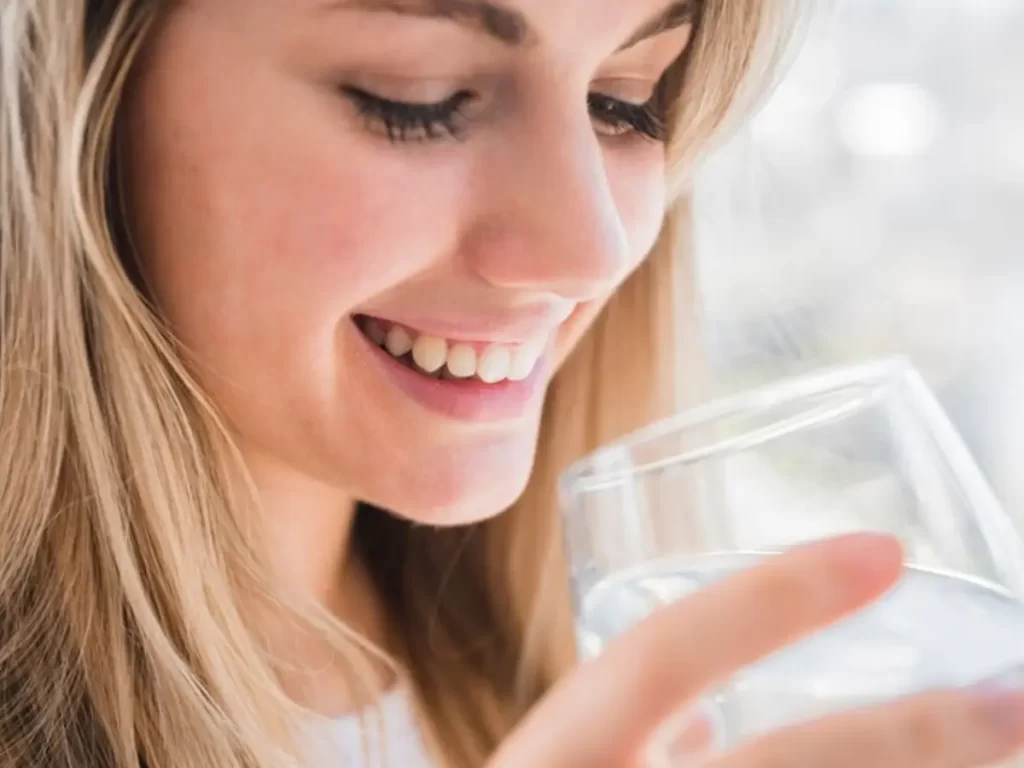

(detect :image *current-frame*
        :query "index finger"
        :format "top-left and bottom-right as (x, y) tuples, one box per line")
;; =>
(488, 533), (903, 768)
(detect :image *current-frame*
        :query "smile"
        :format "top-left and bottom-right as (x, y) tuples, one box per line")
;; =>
(351, 314), (551, 422)
(354, 315), (546, 384)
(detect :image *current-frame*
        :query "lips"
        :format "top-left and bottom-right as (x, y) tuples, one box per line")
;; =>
(351, 314), (550, 422)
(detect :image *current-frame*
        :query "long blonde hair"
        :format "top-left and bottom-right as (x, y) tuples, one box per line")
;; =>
(0, 1), (797, 766)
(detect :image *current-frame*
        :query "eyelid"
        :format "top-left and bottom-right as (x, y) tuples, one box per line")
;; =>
(340, 85), (480, 142)
(340, 70), (502, 102)
(342, 84), (472, 110)
(590, 77), (659, 105)
(341, 78), (469, 105)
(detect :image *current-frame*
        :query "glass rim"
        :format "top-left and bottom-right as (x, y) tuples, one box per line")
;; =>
(561, 356), (914, 495)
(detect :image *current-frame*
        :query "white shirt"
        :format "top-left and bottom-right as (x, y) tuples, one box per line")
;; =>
(303, 688), (434, 767)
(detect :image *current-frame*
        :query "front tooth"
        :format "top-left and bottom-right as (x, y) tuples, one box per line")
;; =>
(412, 335), (447, 373)
(385, 326), (414, 357)
(446, 344), (477, 379)
(477, 345), (511, 384)
(508, 343), (542, 381)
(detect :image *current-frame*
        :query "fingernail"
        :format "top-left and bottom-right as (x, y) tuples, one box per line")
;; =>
(830, 533), (902, 572)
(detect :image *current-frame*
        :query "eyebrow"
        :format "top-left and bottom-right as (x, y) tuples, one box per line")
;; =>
(619, 0), (697, 51)
(321, 0), (697, 50)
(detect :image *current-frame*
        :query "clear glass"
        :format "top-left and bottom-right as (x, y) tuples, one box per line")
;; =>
(561, 358), (1024, 757)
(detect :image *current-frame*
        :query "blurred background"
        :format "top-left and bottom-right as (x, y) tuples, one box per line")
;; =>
(692, 0), (1024, 521)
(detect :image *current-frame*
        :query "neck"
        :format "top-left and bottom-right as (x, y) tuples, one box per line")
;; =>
(242, 448), (397, 715)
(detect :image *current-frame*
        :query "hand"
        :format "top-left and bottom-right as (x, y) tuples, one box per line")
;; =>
(488, 534), (1024, 767)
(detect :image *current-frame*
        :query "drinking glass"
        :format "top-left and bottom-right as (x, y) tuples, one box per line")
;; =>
(561, 358), (1024, 758)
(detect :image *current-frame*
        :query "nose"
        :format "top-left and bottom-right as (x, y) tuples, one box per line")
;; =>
(461, 102), (631, 302)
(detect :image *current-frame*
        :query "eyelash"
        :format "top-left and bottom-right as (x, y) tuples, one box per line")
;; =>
(343, 87), (475, 142)
(587, 93), (667, 142)
(341, 86), (667, 144)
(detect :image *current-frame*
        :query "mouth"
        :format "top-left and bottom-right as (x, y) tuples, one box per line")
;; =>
(352, 314), (546, 385)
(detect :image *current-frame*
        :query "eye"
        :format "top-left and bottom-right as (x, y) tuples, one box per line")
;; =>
(340, 86), (668, 144)
(341, 86), (477, 143)
(588, 93), (667, 142)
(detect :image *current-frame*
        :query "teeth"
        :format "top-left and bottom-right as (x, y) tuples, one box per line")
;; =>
(477, 346), (511, 384)
(411, 335), (447, 374)
(365, 319), (543, 384)
(445, 344), (477, 379)
(384, 326), (413, 357)
(508, 343), (542, 381)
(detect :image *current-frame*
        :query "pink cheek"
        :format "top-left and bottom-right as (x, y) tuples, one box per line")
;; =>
(227, 193), (400, 317)
(549, 168), (667, 369)
(251, 162), (463, 305)
(628, 187), (670, 257)
(605, 149), (670, 255)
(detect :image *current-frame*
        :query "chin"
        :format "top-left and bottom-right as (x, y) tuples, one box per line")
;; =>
(360, 440), (539, 528)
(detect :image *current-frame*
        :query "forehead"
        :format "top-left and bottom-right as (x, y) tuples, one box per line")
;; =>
(302, 0), (694, 49)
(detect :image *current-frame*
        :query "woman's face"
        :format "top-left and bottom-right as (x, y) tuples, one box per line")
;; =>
(123, 0), (693, 524)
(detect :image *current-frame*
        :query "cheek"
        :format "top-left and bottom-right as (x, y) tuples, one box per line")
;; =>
(119, 26), (484, 481)
(553, 147), (668, 366)
(608, 144), (670, 259)
(122, 41), (470, 374)
(129, 133), (447, 357)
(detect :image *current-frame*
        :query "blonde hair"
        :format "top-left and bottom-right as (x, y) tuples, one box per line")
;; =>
(0, 1), (797, 766)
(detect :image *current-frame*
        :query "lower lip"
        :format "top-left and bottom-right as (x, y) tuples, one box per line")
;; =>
(352, 322), (549, 422)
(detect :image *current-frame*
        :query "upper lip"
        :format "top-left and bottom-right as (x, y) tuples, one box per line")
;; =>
(355, 306), (574, 345)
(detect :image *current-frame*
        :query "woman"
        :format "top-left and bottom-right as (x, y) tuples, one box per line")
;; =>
(2, 1), (1023, 766)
